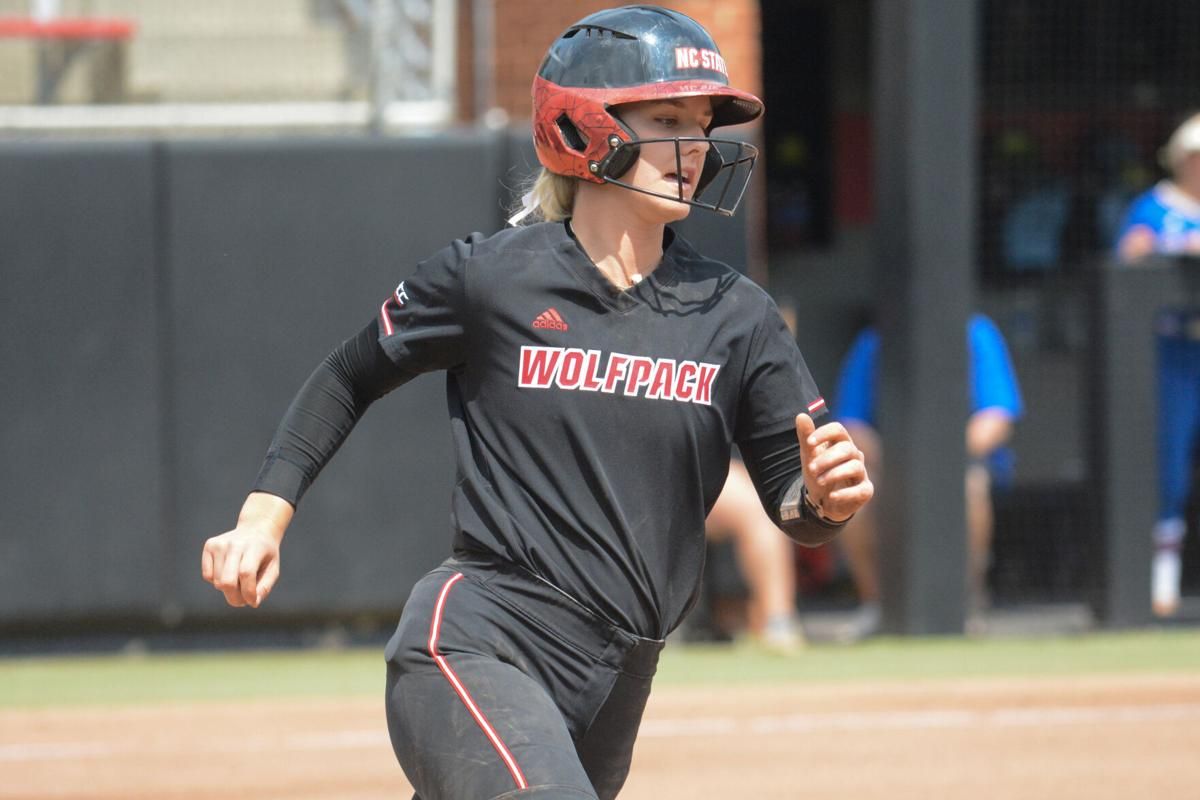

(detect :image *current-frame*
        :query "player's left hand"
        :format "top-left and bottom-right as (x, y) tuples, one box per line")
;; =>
(796, 413), (873, 523)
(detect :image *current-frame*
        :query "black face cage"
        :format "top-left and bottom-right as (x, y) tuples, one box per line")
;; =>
(599, 137), (759, 217)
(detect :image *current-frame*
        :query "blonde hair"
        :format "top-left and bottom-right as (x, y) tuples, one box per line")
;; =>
(511, 169), (578, 224)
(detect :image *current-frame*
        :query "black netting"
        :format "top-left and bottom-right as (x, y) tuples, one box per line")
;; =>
(980, 0), (1200, 606)
(980, 0), (1200, 281)
(756, 0), (1200, 627)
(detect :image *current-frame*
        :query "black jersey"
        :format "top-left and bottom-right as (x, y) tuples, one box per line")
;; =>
(377, 220), (823, 636)
(256, 220), (825, 638)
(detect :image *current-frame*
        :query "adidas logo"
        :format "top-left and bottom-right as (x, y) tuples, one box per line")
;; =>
(532, 307), (569, 332)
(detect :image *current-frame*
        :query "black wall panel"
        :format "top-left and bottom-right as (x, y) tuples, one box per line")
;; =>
(0, 130), (754, 630)
(163, 134), (507, 619)
(0, 142), (162, 620)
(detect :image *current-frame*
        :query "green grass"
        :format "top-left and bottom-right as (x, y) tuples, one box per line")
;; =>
(2, 630), (1198, 709)
(655, 630), (1200, 685)
(0, 650), (385, 709)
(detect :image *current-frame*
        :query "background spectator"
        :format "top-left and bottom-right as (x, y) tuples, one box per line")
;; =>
(1116, 112), (1200, 617)
(832, 313), (1024, 639)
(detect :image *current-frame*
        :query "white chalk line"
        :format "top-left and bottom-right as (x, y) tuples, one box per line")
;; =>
(4, 703), (1200, 763)
(642, 703), (1200, 737)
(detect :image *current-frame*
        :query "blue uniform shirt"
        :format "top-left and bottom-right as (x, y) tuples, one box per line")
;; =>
(1116, 181), (1200, 255)
(833, 314), (1024, 481)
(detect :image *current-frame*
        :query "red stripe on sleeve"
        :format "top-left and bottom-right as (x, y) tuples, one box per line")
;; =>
(380, 298), (394, 336)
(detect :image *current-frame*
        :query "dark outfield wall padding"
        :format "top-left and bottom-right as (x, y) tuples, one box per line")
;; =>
(0, 130), (756, 629)
(164, 134), (507, 618)
(0, 142), (162, 619)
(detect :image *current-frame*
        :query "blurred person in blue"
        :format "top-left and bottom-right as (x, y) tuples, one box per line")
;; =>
(831, 314), (1024, 639)
(1116, 111), (1200, 617)
(1117, 113), (1200, 261)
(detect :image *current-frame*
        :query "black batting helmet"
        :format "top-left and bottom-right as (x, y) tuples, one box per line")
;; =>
(532, 5), (763, 216)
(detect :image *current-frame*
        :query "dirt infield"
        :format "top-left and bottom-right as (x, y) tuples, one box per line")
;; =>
(4, 672), (1199, 799)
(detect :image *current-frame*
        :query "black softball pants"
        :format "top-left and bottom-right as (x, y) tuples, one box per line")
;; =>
(384, 554), (664, 799)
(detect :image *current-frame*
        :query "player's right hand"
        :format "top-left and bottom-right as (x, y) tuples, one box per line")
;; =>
(202, 526), (281, 608)
(202, 492), (294, 608)
(796, 412), (873, 524)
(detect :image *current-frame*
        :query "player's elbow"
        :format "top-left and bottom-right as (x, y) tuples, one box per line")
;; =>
(780, 519), (843, 548)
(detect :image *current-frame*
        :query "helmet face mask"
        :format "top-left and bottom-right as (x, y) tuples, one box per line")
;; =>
(598, 135), (760, 217)
(532, 5), (763, 217)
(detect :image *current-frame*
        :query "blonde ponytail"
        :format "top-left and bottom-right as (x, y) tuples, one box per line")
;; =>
(509, 169), (579, 225)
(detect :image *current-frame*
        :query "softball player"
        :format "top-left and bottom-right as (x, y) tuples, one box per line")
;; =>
(201, 6), (872, 798)
(1116, 112), (1200, 617)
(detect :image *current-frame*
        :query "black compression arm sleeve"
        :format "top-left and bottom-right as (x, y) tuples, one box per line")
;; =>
(252, 319), (411, 506)
(738, 427), (846, 547)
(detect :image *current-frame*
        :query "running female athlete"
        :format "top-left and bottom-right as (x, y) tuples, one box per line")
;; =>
(201, 6), (872, 798)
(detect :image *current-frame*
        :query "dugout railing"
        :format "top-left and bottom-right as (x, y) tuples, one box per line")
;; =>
(1087, 254), (1200, 626)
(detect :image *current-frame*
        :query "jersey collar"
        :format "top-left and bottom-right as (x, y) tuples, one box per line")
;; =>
(555, 220), (683, 313)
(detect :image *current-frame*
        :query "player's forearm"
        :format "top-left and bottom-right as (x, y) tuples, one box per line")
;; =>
(776, 478), (847, 546)
(252, 319), (410, 505)
(738, 429), (846, 547)
(1117, 226), (1157, 262)
(965, 408), (1013, 459)
(236, 491), (295, 545)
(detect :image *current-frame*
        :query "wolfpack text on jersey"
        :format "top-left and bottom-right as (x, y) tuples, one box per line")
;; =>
(518, 346), (720, 405)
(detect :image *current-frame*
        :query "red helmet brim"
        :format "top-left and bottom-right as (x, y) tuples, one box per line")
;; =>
(532, 76), (762, 183)
(570, 80), (763, 129)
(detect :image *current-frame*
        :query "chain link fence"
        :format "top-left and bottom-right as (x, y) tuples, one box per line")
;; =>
(980, 0), (1200, 607)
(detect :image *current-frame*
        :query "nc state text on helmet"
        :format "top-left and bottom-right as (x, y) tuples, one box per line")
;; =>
(674, 47), (728, 77)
